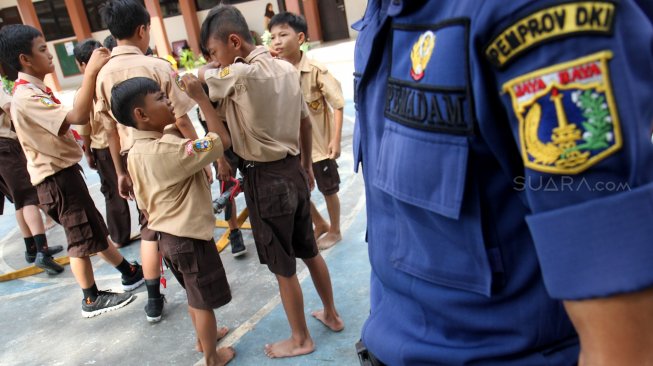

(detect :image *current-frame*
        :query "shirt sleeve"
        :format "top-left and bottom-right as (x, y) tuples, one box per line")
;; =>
(175, 132), (224, 178)
(16, 90), (69, 136)
(0, 88), (11, 114)
(473, 0), (653, 300)
(205, 64), (244, 101)
(317, 69), (345, 110)
(300, 93), (310, 120)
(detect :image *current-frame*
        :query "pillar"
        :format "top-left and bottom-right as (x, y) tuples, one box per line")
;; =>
(64, 0), (92, 41)
(179, 0), (201, 55)
(144, 0), (172, 57)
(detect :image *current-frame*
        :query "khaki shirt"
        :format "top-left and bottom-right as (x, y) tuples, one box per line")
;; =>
(76, 108), (111, 150)
(128, 128), (224, 240)
(11, 72), (82, 185)
(296, 52), (345, 162)
(95, 45), (196, 154)
(0, 85), (16, 140)
(205, 46), (309, 162)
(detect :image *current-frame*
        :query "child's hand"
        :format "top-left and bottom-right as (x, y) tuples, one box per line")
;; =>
(85, 47), (111, 75)
(180, 74), (208, 101)
(328, 139), (341, 159)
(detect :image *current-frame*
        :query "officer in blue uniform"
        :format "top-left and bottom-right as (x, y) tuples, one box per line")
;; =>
(354, 1), (653, 365)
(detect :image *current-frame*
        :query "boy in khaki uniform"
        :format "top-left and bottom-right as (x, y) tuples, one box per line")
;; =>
(110, 76), (234, 366)
(0, 24), (143, 317)
(74, 39), (132, 248)
(95, 0), (210, 323)
(201, 5), (344, 358)
(269, 13), (345, 250)
(0, 78), (63, 270)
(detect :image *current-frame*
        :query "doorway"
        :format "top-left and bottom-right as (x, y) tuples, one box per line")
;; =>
(317, 0), (349, 42)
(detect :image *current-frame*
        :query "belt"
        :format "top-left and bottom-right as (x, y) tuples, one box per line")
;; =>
(242, 154), (298, 169)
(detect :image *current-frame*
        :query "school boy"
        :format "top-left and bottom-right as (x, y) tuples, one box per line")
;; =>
(74, 39), (132, 248)
(0, 76), (63, 271)
(95, 0), (209, 323)
(0, 24), (143, 317)
(201, 5), (344, 358)
(269, 13), (345, 250)
(111, 76), (234, 366)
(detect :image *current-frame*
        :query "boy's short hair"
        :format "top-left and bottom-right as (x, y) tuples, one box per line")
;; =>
(73, 39), (102, 65)
(268, 12), (307, 35)
(110, 77), (161, 128)
(0, 25), (43, 72)
(103, 35), (117, 50)
(200, 5), (252, 49)
(100, 0), (151, 40)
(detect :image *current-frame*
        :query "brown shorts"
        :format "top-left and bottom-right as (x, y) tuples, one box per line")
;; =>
(122, 154), (157, 241)
(36, 165), (109, 257)
(159, 232), (231, 310)
(0, 137), (39, 214)
(312, 159), (340, 196)
(243, 155), (319, 277)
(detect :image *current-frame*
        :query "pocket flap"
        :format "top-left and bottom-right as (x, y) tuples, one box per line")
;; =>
(373, 123), (468, 219)
(60, 210), (89, 227)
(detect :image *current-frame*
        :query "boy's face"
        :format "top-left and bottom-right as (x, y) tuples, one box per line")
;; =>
(270, 24), (304, 60)
(136, 91), (176, 131)
(205, 35), (241, 67)
(24, 36), (54, 75)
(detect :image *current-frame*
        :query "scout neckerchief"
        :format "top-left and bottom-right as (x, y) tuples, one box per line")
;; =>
(13, 78), (61, 104)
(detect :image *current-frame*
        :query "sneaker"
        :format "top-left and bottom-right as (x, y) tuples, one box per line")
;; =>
(144, 295), (165, 323)
(122, 262), (145, 291)
(25, 245), (64, 263)
(81, 290), (134, 318)
(34, 252), (64, 275)
(229, 230), (246, 257)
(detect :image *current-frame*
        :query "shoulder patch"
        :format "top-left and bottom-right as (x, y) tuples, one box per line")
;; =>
(39, 97), (57, 108)
(503, 50), (621, 175)
(308, 100), (322, 111)
(485, 1), (616, 68)
(219, 67), (230, 78)
(191, 138), (214, 153)
(174, 73), (186, 91)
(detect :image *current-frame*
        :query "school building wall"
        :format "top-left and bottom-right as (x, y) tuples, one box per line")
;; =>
(0, 0), (367, 91)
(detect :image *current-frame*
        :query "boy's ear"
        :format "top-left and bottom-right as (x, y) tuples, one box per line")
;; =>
(133, 106), (148, 123)
(137, 24), (148, 39)
(298, 32), (306, 45)
(229, 34), (242, 49)
(18, 53), (31, 68)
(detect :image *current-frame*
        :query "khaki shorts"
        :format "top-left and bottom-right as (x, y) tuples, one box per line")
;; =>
(243, 155), (319, 277)
(159, 232), (231, 310)
(312, 158), (340, 196)
(36, 165), (109, 257)
(0, 137), (39, 214)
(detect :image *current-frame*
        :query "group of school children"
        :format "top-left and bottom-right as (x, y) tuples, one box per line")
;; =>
(0, 1), (345, 365)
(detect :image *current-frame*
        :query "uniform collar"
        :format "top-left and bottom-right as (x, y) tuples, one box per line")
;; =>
(16, 72), (47, 91)
(111, 45), (144, 58)
(297, 51), (311, 73)
(243, 46), (269, 63)
(132, 129), (163, 141)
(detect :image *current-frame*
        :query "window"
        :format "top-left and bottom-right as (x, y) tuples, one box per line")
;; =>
(160, 0), (181, 17)
(34, 0), (75, 41)
(0, 6), (21, 30)
(84, 0), (108, 33)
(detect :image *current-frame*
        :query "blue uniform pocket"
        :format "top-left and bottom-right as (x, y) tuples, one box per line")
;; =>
(373, 122), (493, 296)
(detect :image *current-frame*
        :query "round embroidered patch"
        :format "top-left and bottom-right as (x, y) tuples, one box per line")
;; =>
(193, 138), (213, 152)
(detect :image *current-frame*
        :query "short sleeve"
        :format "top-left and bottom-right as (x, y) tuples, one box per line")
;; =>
(300, 93), (310, 120)
(76, 113), (92, 136)
(96, 98), (117, 131)
(176, 132), (224, 177)
(16, 91), (69, 136)
(205, 65), (244, 101)
(317, 70), (345, 110)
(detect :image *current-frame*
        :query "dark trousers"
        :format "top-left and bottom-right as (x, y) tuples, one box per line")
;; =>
(92, 148), (131, 245)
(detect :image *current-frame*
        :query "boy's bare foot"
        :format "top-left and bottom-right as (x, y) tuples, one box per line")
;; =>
(314, 224), (329, 241)
(196, 326), (230, 352)
(264, 337), (315, 358)
(312, 309), (344, 332)
(194, 346), (235, 366)
(317, 232), (342, 250)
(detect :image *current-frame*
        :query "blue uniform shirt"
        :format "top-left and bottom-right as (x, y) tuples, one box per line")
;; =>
(354, 0), (653, 364)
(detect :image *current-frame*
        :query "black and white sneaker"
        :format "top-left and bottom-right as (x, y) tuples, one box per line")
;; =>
(122, 262), (145, 291)
(34, 252), (64, 275)
(145, 295), (165, 323)
(230, 230), (246, 257)
(26, 245), (64, 263)
(81, 291), (134, 318)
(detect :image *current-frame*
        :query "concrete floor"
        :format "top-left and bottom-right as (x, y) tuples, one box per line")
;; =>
(0, 41), (369, 366)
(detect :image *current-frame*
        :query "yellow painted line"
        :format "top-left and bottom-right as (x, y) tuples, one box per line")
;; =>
(0, 232), (141, 282)
(215, 208), (250, 253)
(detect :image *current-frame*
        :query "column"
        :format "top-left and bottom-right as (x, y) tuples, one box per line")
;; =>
(179, 0), (201, 55)
(15, 0), (62, 91)
(144, 0), (172, 57)
(64, 0), (92, 41)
